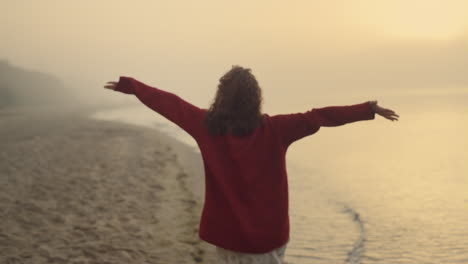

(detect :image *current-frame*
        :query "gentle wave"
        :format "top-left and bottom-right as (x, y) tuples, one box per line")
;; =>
(340, 203), (366, 264)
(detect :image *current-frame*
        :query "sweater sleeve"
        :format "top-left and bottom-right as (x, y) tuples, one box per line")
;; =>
(270, 101), (375, 147)
(114, 76), (204, 139)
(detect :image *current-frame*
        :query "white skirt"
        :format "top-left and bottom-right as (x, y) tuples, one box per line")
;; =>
(215, 243), (288, 264)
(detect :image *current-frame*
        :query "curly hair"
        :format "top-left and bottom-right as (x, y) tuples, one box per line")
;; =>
(204, 65), (264, 137)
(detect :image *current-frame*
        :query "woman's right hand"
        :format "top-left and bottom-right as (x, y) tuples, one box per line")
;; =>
(369, 101), (399, 121)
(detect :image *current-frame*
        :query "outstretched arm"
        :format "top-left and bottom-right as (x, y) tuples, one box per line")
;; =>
(304, 100), (399, 127)
(312, 100), (399, 126)
(270, 101), (399, 147)
(104, 77), (204, 138)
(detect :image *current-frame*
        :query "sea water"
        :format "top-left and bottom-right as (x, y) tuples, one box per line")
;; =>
(285, 105), (468, 264)
(91, 103), (468, 264)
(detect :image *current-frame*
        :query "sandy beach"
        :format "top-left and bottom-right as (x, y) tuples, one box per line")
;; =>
(0, 106), (216, 264)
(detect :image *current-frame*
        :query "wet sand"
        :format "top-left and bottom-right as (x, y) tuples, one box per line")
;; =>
(0, 106), (216, 264)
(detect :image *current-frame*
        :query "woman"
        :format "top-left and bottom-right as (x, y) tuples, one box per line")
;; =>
(104, 65), (398, 264)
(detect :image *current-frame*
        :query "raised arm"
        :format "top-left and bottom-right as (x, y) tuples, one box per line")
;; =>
(270, 101), (398, 148)
(104, 77), (205, 139)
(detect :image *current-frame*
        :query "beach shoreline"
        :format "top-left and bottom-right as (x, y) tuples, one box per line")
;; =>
(0, 105), (215, 263)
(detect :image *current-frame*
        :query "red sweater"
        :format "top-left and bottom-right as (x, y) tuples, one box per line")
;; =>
(114, 76), (375, 253)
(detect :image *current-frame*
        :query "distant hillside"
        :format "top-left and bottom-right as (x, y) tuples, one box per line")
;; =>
(0, 60), (73, 108)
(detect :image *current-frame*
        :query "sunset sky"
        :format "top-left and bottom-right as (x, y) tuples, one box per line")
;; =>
(1, 0), (467, 112)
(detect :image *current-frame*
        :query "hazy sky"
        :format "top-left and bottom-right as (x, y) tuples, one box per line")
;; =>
(1, 0), (467, 112)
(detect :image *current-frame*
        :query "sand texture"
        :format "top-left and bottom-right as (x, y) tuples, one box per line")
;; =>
(0, 106), (216, 264)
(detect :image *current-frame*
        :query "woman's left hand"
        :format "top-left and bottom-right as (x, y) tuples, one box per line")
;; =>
(104, 81), (118, 90)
